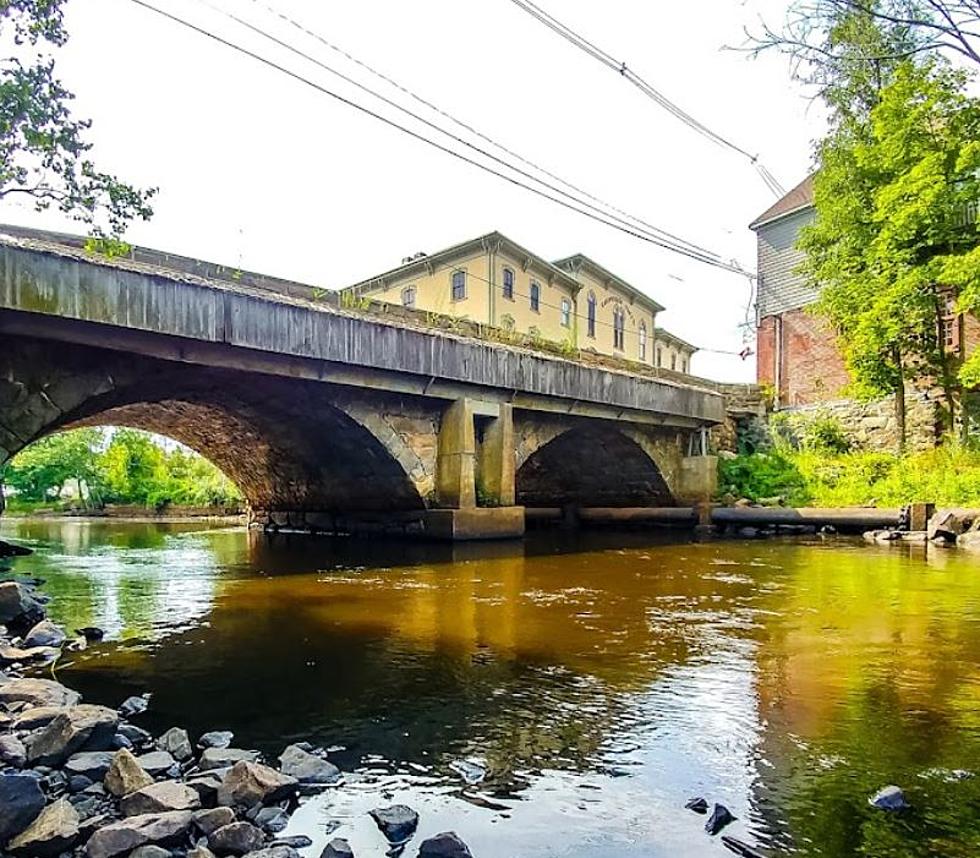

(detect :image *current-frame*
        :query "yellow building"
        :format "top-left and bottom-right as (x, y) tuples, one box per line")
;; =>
(342, 231), (697, 372)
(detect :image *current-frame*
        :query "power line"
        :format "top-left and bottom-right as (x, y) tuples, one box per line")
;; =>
(191, 0), (740, 271)
(506, 0), (786, 197)
(127, 0), (749, 276)
(247, 0), (722, 260)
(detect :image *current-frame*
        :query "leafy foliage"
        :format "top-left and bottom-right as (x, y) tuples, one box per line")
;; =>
(718, 452), (812, 505)
(0, 0), (155, 233)
(1, 427), (241, 509)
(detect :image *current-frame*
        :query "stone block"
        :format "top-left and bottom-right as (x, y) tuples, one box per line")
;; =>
(422, 507), (525, 541)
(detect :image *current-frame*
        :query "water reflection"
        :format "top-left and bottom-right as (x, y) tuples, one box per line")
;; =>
(2, 519), (979, 857)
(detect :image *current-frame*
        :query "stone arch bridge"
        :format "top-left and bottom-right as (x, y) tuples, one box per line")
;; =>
(0, 228), (722, 539)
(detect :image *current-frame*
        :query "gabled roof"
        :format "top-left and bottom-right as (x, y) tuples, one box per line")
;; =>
(344, 231), (581, 294)
(749, 174), (815, 230)
(655, 327), (697, 354)
(552, 253), (665, 314)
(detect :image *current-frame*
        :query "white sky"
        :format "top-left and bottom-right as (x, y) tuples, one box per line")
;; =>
(2, 0), (827, 381)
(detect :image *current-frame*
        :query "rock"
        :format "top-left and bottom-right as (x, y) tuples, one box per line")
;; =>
(194, 807), (236, 836)
(8, 797), (79, 857)
(737, 527), (759, 539)
(157, 727), (193, 762)
(188, 847), (218, 858)
(200, 748), (258, 772)
(26, 704), (119, 765)
(369, 805), (419, 844)
(186, 772), (224, 805)
(135, 750), (178, 777)
(217, 761), (298, 809)
(117, 724), (154, 747)
(928, 510), (963, 542)
(0, 582), (44, 631)
(129, 847), (172, 858)
(319, 839), (353, 858)
(684, 796), (708, 813)
(208, 821), (266, 855)
(0, 641), (60, 665)
(119, 694), (151, 718)
(22, 619), (66, 649)
(957, 531), (980, 553)
(448, 759), (485, 785)
(84, 810), (194, 858)
(0, 772), (45, 845)
(721, 835), (767, 858)
(0, 677), (79, 707)
(12, 705), (66, 731)
(869, 784), (909, 811)
(70, 775), (94, 793)
(418, 831), (473, 858)
(705, 803), (736, 835)
(0, 734), (26, 768)
(272, 836), (311, 849)
(65, 751), (116, 780)
(75, 626), (105, 641)
(0, 539), (33, 557)
(112, 732), (134, 750)
(243, 848), (298, 858)
(199, 731), (234, 749)
(901, 531), (928, 543)
(121, 780), (201, 816)
(253, 807), (289, 834)
(278, 744), (340, 784)
(104, 749), (155, 797)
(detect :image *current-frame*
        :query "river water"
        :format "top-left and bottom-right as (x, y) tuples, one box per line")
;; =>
(1, 519), (979, 858)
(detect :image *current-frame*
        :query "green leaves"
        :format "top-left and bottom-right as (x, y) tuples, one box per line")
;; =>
(0, 0), (155, 234)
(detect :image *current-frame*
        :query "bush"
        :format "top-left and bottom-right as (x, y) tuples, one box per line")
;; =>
(718, 452), (811, 505)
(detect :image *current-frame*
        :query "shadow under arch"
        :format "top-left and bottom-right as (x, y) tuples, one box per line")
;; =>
(516, 425), (673, 507)
(13, 367), (425, 514)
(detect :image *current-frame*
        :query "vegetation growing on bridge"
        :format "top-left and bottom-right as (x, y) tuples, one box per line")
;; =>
(1, 427), (241, 512)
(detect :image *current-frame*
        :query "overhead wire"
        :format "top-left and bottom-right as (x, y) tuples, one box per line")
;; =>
(127, 0), (749, 276)
(190, 0), (741, 271)
(506, 0), (786, 197)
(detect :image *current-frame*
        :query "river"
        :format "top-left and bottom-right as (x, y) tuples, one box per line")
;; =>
(1, 518), (979, 857)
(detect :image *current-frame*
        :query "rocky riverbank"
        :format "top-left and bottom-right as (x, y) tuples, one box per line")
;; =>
(864, 508), (980, 553)
(0, 541), (473, 858)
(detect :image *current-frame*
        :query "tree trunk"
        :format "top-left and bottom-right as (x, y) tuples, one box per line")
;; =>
(893, 347), (906, 453)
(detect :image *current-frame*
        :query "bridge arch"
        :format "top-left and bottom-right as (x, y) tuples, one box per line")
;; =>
(0, 338), (429, 517)
(515, 422), (676, 508)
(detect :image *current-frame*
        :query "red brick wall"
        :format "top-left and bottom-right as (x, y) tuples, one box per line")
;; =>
(756, 308), (851, 406)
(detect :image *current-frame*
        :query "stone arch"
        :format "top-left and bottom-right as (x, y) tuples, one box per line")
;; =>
(0, 336), (427, 515)
(515, 423), (675, 507)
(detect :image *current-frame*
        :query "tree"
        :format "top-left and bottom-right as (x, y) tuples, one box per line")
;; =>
(800, 59), (980, 442)
(0, 1), (155, 234)
(1, 427), (103, 502)
(751, 1), (980, 78)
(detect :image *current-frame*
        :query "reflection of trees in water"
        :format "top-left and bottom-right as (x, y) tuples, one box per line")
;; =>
(747, 543), (980, 856)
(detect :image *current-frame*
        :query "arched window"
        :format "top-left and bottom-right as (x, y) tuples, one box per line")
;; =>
(613, 306), (625, 350)
(401, 285), (416, 308)
(656, 346), (663, 367)
(530, 281), (540, 312)
(587, 292), (596, 338)
(451, 270), (466, 301)
(560, 298), (571, 327)
(638, 322), (647, 361)
(502, 268), (514, 300)
(670, 353), (677, 371)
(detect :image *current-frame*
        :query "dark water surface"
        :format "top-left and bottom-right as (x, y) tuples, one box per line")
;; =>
(2, 519), (980, 857)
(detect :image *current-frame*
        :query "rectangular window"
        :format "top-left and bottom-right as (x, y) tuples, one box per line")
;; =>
(401, 286), (416, 309)
(560, 298), (571, 327)
(451, 270), (466, 301)
(613, 307), (625, 350)
(530, 282), (540, 312)
(502, 268), (514, 300)
(941, 292), (960, 352)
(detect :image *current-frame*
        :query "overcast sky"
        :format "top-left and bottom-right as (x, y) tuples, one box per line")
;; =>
(2, 0), (826, 381)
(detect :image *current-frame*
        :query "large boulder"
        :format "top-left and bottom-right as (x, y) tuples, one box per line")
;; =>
(65, 751), (116, 780)
(26, 704), (119, 765)
(135, 750), (178, 777)
(0, 677), (79, 708)
(104, 748), (155, 797)
(0, 773), (45, 846)
(8, 797), (79, 857)
(217, 761), (298, 809)
(928, 510), (963, 542)
(12, 705), (66, 731)
(369, 805), (419, 844)
(0, 734), (26, 768)
(278, 744), (340, 785)
(0, 582), (44, 632)
(193, 807), (236, 836)
(121, 781), (201, 817)
(199, 730), (234, 749)
(157, 727), (194, 762)
(208, 821), (266, 855)
(22, 619), (67, 649)
(418, 832), (474, 858)
(84, 810), (194, 858)
(200, 747), (258, 771)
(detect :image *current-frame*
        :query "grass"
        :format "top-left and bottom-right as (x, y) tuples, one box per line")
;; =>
(718, 444), (980, 507)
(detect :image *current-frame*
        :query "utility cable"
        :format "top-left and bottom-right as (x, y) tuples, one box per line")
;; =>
(506, 0), (786, 196)
(192, 0), (734, 267)
(127, 0), (749, 276)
